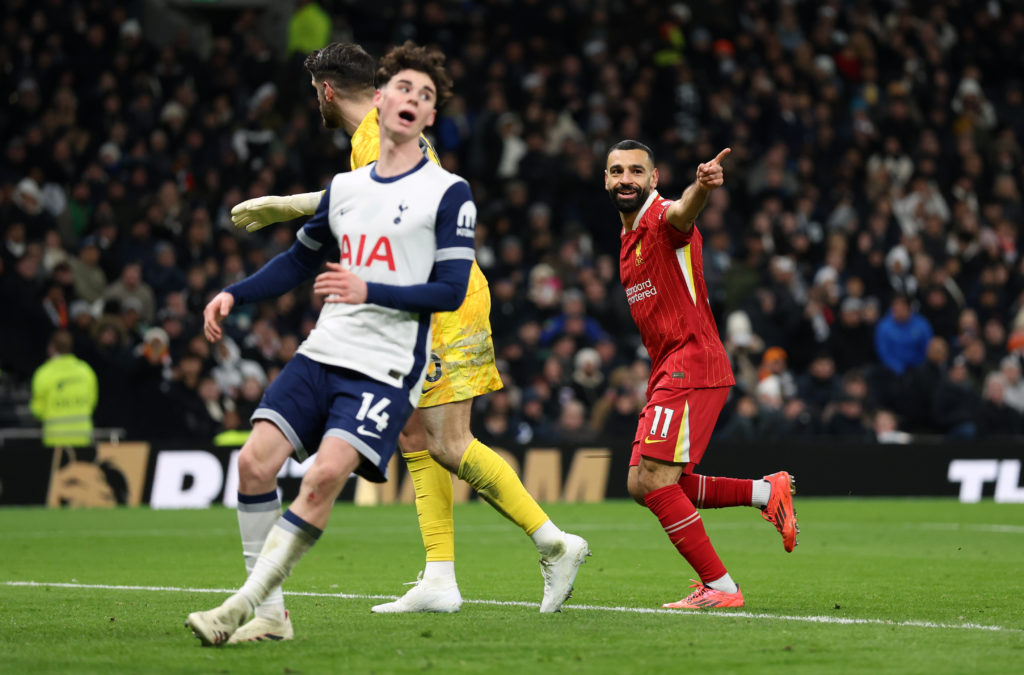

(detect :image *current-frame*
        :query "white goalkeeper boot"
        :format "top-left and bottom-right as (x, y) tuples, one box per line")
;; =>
(539, 533), (591, 613)
(228, 610), (294, 643)
(371, 572), (462, 613)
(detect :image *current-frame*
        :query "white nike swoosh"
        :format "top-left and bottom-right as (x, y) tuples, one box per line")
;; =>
(356, 425), (382, 439)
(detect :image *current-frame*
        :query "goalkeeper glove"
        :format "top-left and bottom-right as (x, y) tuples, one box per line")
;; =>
(230, 192), (323, 232)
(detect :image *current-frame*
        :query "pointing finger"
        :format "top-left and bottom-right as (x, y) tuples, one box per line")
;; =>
(709, 147), (732, 165)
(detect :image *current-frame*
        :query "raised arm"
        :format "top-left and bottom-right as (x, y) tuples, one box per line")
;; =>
(230, 191), (324, 232)
(665, 147), (731, 232)
(204, 189), (336, 342)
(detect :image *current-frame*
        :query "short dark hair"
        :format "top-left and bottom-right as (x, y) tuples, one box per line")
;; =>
(375, 41), (453, 108)
(607, 140), (655, 165)
(304, 43), (376, 97)
(50, 329), (73, 355)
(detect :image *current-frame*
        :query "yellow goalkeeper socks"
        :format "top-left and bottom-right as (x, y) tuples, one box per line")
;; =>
(403, 450), (455, 562)
(457, 439), (550, 536)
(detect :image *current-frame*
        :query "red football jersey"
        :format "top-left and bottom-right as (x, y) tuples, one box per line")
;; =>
(618, 190), (735, 394)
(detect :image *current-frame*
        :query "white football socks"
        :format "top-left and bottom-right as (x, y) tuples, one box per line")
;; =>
(707, 572), (739, 594)
(237, 512), (321, 612)
(751, 480), (771, 509)
(237, 492), (286, 621)
(530, 520), (564, 557)
(423, 560), (455, 581)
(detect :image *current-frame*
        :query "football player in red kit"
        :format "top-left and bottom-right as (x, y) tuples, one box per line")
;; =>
(605, 139), (799, 609)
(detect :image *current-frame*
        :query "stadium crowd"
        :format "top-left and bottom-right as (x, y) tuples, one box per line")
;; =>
(2, 0), (1024, 445)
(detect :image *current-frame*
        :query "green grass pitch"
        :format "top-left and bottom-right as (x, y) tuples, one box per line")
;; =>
(2, 498), (1022, 674)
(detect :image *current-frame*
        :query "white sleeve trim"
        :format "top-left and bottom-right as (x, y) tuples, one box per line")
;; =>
(297, 228), (323, 251)
(435, 247), (476, 262)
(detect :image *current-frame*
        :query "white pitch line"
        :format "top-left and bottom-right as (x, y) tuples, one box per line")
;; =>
(4, 581), (1019, 633)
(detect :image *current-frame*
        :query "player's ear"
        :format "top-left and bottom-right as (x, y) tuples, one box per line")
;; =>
(373, 88), (382, 107)
(322, 80), (334, 101)
(651, 167), (659, 189)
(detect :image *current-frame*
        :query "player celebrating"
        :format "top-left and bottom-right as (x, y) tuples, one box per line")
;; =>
(605, 140), (798, 609)
(221, 42), (588, 642)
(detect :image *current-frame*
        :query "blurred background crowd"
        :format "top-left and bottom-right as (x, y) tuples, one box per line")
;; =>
(2, 0), (1024, 446)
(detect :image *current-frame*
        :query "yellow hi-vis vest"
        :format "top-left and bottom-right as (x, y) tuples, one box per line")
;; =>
(30, 354), (98, 446)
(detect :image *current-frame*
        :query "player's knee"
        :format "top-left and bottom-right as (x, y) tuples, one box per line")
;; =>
(399, 428), (427, 454)
(237, 447), (278, 487)
(626, 468), (646, 505)
(634, 468), (673, 501)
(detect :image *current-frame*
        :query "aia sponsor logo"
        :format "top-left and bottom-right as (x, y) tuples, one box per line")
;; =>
(340, 234), (395, 270)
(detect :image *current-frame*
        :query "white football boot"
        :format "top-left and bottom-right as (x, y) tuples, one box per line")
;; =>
(185, 595), (250, 646)
(371, 572), (463, 613)
(228, 610), (294, 643)
(539, 533), (591, 613)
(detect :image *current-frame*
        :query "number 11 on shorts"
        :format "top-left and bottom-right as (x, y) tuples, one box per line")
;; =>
(650, 405), (674, 438)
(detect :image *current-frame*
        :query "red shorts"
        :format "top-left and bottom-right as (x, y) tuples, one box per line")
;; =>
(630, 386), (730, 474)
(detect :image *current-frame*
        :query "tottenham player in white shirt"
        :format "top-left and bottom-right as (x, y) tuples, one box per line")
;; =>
(186, 43), (476, 646)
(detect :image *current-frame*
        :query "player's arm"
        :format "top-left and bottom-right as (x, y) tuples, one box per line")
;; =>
(230, 191), (324, 232)
(665, 147), (731, 233)
(314, 181), (475, 312)
(315, 257), (471, 312)
(204, 189), (337, 342)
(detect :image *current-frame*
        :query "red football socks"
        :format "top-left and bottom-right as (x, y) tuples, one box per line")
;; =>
(644, 483), (728, 584)
(679, 474), (753, 508)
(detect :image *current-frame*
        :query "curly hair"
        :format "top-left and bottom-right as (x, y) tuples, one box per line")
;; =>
(303, 42), (376, 97)
(375, 41), (453, 108)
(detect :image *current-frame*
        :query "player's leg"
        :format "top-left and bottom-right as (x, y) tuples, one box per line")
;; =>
(228, 354), (328, 642)
(422, 399), (590, 613)
(370, 407), (462, 614)
(627, 387), (743, 609)
(401, 410), (457, 578)
(230, 420), (298, 642)
(187, 436), (360, 646)
(676, 472), (798, 551)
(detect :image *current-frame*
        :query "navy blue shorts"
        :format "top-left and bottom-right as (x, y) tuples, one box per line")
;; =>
(251, 353), (415, 483)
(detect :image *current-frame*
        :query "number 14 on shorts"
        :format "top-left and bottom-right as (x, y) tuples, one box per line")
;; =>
(356, 392), (391, 438)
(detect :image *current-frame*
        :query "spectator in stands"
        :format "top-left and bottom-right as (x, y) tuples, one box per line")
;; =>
(570, 347), (604, 411)
(102, 262), (156, 326)
(976, 372), (1024, 437)
(69, 237), (108, 304)
(931, 356), (981, 439)
(722, 310), (764, 395)
(874, 294), (933, 375)
(829, 296), (876, 373)
(999, 355), (1024, 413)
(822, 393), (872, 440)
(757, 347), (797, 400)
(873, 410), (912, 444)
(796, 353), (841, 416)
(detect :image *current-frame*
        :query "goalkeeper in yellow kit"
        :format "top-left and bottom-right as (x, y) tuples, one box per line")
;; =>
(226, 42), (588, 640)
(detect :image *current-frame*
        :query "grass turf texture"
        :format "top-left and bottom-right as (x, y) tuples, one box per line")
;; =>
(1, 499), (1022, 674)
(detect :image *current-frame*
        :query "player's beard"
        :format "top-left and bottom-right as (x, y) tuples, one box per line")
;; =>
(608, 183), (650, 214)
(320, 100), (344, 130)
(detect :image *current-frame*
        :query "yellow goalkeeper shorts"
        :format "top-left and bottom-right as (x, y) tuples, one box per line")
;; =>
(419, 261), (503, 408)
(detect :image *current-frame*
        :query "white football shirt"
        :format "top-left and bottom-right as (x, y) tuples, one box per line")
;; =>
(296, 157), (476, 402)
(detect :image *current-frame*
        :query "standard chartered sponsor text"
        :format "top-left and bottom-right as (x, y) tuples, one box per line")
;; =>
(626, 278), (658, 305)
